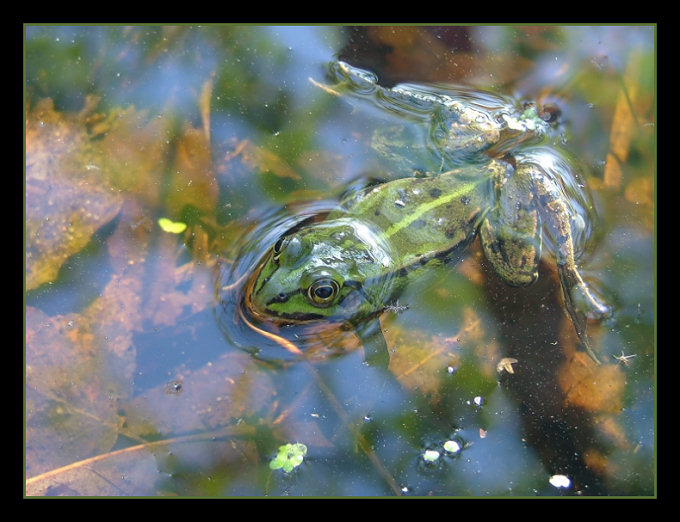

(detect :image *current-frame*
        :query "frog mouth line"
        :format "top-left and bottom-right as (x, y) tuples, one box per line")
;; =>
(236, 300), (304, 356)
(236, 262), (305, 356)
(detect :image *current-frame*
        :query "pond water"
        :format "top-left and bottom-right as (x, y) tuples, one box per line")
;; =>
(25, 25), (655, 497)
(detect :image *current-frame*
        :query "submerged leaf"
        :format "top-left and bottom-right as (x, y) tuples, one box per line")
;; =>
(165, 124), (218, 218)
(25, 425), (259, 496)
(603, 51), (653, 190)
(124, 352), (276, 437)
(25, 99), (123, 290)
(238, 139), (302, 181)
(557, 351), (625, 413)
(26, 203), (151, 478)
(26, 307), (127, 477)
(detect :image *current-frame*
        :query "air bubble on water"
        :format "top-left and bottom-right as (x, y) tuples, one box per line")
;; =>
(549, 474), (571, 489)
(422, 449), (440, 462)
(473, 396), (483, 407)
(443, 440), (461, 454)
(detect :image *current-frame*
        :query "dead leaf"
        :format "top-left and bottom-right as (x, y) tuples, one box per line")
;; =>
(239, 139), (302, 181)
(25, 99), (123, 290)
(386, 321), (462, 395)
(623, 176), (655, 229)
(199, 74), (215, 143)
(25, 201), (153, 478)
(557, 352), (625, 413)
(25, 425), (258, 496)
(603, 52), (649, 189)
(165, 123), (218, 218)
(25, 98), (177, 291)
(124, 352), (276, 437)
(26, 444), (160, 496)
(26, 307), (128, 477)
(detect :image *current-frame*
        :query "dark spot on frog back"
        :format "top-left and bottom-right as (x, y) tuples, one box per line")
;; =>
(429, 188), (443, 199)
(445, 227), (465, 241)
(410, 218), (427, 230)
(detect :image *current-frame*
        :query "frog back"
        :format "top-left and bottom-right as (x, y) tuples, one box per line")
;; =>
(334, 165), (498, 269)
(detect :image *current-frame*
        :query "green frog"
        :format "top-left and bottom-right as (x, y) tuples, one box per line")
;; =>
(243, 61), (609, 366)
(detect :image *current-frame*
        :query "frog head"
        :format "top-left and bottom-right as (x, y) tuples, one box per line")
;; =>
(247, 218), (398, 325)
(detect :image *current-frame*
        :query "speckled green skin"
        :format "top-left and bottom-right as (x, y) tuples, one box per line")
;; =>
(250, 160), (511, 324)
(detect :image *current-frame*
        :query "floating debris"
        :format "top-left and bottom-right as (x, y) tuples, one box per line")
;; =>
(443, 440), (461, 454)
(613, 351), (637, 367)
(549, 474), (571, 489)
(497, 357), (518, 374)
(269, 443), (308, 473)
(422, 449), (441, 462)
(164, 380), (184, 395)
(158, 217), (187, 234)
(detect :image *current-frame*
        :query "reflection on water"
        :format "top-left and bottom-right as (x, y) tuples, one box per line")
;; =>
(25, 25), (655, 497)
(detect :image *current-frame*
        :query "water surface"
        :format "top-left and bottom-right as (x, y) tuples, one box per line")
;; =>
(25, 25), (655, 497)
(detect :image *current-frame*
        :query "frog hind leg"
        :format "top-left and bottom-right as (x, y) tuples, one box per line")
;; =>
(528, 165), (610, 364)
(353, 317), (390, 370)
(555, 264), (607, 364)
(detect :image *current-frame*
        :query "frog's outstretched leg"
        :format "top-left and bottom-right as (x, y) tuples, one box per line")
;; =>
(556, 264), (607, 364)
(526, 164), (610, 364)
(353, 317), (390, 370)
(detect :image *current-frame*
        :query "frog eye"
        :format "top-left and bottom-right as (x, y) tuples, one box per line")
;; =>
(272, 235), (304, 264)
(272, 236), (287, 259)
(307, 278), (340, 307)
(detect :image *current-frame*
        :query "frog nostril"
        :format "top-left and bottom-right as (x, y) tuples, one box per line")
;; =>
(266, 292), (290, 306)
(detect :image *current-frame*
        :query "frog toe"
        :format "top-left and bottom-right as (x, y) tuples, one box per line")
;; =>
(557, 264), (608, 363)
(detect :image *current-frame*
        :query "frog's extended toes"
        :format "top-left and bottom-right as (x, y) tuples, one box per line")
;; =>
(557, 264), (608, 364)
(569, 275), (610, 321)
(587, 292), (611, 320)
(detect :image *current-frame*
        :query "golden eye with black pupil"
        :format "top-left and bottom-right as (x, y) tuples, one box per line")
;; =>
(307, 278), (339, 307)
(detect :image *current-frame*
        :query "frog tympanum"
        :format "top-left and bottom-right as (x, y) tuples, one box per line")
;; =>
(240, 61), (609, 366)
